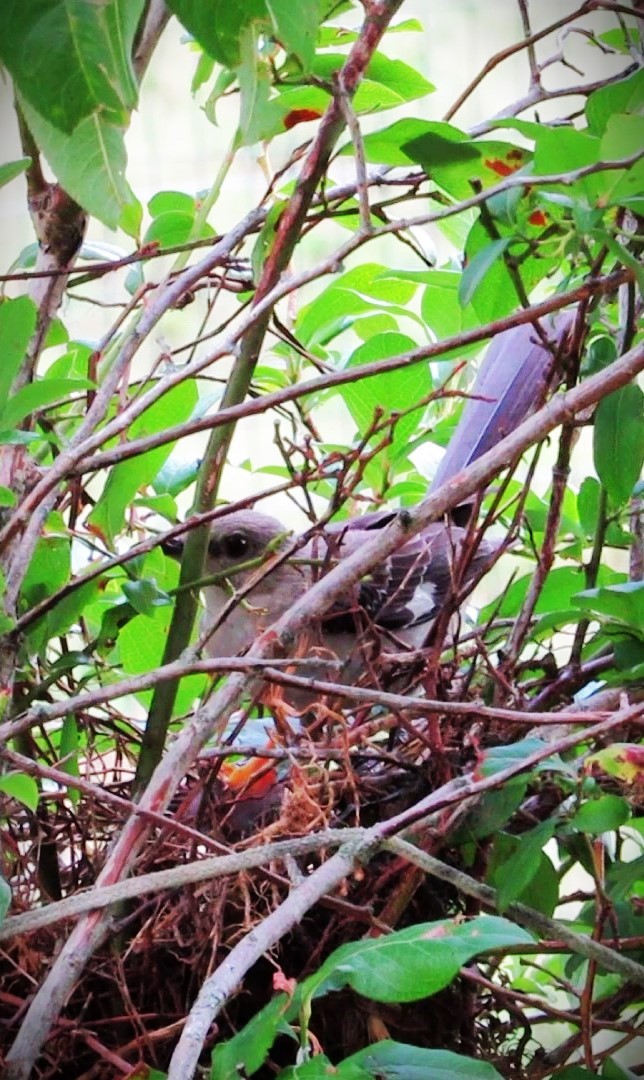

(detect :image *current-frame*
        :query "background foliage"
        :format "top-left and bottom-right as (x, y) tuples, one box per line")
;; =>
(0, 2), (643, 1078)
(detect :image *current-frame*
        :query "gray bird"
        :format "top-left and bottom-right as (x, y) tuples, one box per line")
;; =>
(195, 508), (491, 674)
(165, 312), (574, 680)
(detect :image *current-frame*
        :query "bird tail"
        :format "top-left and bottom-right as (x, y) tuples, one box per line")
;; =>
(429, 311), (576, 498)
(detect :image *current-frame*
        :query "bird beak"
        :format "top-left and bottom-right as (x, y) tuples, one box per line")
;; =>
(161, 535), (184, 559)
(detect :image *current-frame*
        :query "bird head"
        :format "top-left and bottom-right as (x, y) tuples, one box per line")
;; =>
(204, 510), (290, 577)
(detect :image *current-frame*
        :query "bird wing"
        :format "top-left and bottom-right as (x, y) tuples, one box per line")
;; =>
(301, 518), (491, 634)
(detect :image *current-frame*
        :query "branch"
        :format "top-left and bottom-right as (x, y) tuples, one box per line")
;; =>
(1, 210), (264, 605)
(0, 652), (611, 749)
(386, 836), (644, 986)
(0, 829), (361, 942)
(59, 273), (634, 476)
(135, 0), (408, 792)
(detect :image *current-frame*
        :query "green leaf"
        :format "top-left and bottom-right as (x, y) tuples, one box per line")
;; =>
(0, 430), (47, 447)
(296, 263), (417, 346)
(44, 341), (93, 382)
(0, 487), (17, 508)
(601, 114), (644, 164)
(252, 199), (286, 283)
(192, 48), (216, 94)
(553, 1070), (599, 1080)
(307, 916), (533, 1004)
(306, 52), (433, 116)
(453, 780), (528, 842)
(143, 211), (200, 247)
(266, 0), (319, 71)
(277, 1059), (341, 1080)
(167, 0), (268, 68)
(59, 715), (80, 804)
(20, 98), (141, 236)
(573, 583), (644, 633)
(420, 270), (478, 341)
(21, 531), (71, 611)
(0, 158), (31, 189)
(0, 0), (144, 133)
(237, 23), (274, 146)
(533, 127), (602, 201)
(478, 737), (571, 779)
(0, 874), (10, 924)
(0, 296), (38, 402)
(116, 607), (206, 716)
(607, 851), (644, 902)
(458, 237), (510, 308)
(88, 380), (197, 541)
(0, 378), (94, 430)
(341, 332), (430, 455)
(344, 1042), (503, 1080)
(0, 772), (39, 811)
(587, 745), (644, 788)
(356, 118), (443, 166)
(586, 67), (644, 136)
(148, 190), (196, 216)
(121, 578), (172, 616)
(480, 565), (600, 622)
(571, 794), (631, 835)
(601, 1060), (638, 1080)
(594, 383), (644, 507)
(461, 217), (552, 323)
(490, 821), (556, 911)
(402, 127), (531, 199)
(577, 476), (602, 535)
(210, 994), (293, 1080)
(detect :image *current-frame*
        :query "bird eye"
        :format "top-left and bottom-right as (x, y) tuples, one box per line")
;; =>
(223, 532), (250, 560)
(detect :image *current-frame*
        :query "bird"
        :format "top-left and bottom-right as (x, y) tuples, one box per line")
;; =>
(164, 312), (575, 686)
(192, 507), (492, 673)
(163, 312), (576, 829)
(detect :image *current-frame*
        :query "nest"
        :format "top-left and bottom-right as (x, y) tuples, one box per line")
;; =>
(2, 637), (635, 1079)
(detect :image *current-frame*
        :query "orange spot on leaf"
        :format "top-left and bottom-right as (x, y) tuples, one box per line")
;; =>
(528, 210), (548, 226)
(284, 109), (322, 130)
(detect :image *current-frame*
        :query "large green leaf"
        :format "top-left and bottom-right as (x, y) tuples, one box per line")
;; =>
(116, 607), (207, 715)
(533, 127), (603, 202)
(312, 52), (433, 111)
(573, 582), (644, 634)
(167, 0), (268, 68)
(0, 378), (94, 430)
(593, 383), (644, 507)
(342, 1042), (504, 1080)
(0, 0), (144, 133)
(586, 66), (644, 136)
(461, 217), (554, 323)
(458, 237), (510, 308)
(571, 794), (631, 835)
(402, 127), (531, 199)
(21, 99), (141, 235)
(306, 916), (533, 1003)
(340, 332), (430, 458)
(419, 270), (479, 341)
(210, 994), (293, 1080)
(355, 118), (444, 166)
(88, 380), (198, 542)
(0, 296), (38, 401)
(266, 0), (320, 71)
(296, 263), (418, 346)
(0, 773), (39, 811)
(490, 821), (557, 912)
